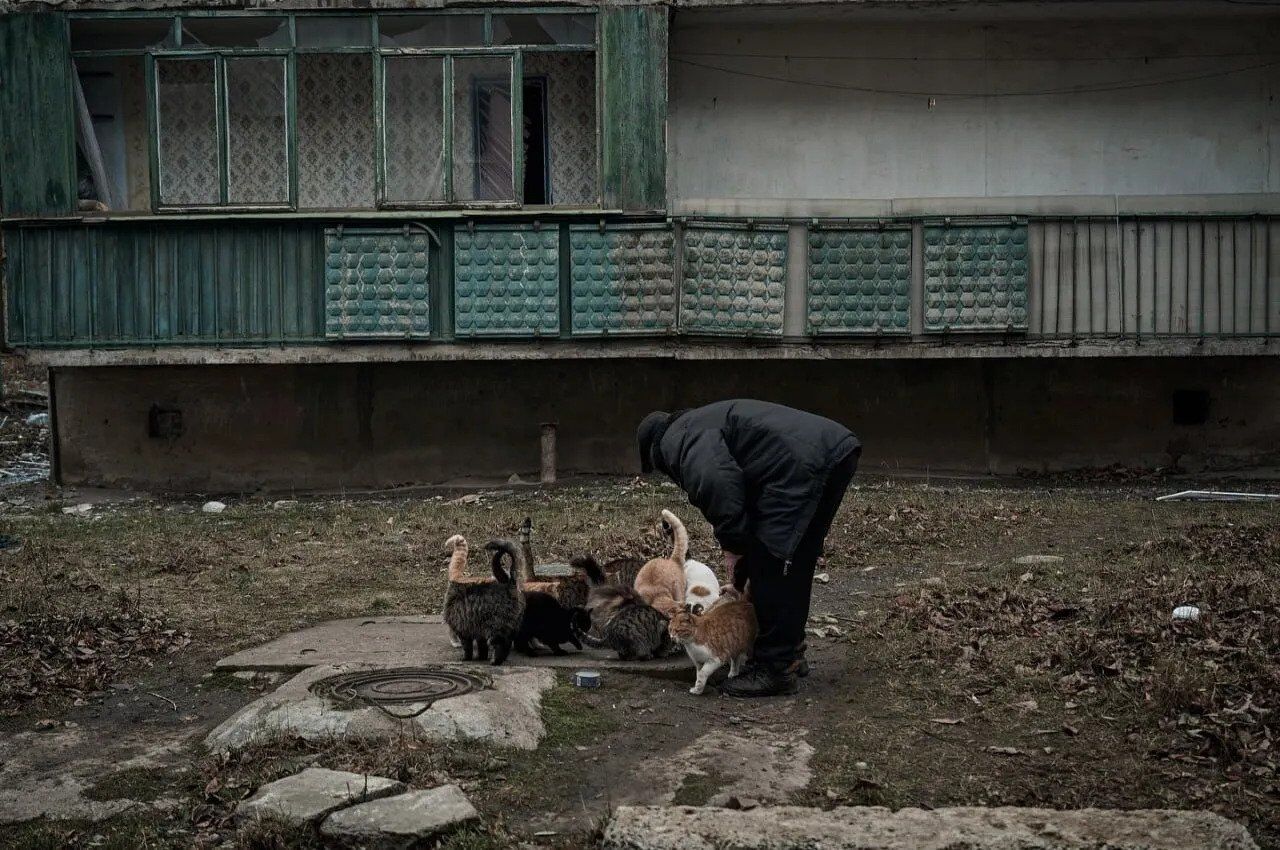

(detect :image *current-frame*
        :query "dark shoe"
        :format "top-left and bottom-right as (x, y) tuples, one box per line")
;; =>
(721, 664), (799, 697)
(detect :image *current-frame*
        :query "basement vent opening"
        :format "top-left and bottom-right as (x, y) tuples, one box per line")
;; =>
(148, 405), (184, 439)
(1172, 390), (1211, 426)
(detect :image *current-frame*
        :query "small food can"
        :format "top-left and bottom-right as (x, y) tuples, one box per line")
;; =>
(573, 670), (601, 689)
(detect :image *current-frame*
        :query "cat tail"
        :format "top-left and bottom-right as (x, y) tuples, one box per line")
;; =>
(445, 534), (470, 582)
(574, 625), (609, 648)
(484, 539), (521, 586)
(661, 509), (688, 568)
(570, 554), (607, 585)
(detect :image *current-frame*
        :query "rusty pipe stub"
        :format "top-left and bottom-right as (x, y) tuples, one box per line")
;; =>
(540, 422), (558, 484)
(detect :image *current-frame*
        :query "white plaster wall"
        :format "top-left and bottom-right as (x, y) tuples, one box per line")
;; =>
(669, 15), (1280, 207)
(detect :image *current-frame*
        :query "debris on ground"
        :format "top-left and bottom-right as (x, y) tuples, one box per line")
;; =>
(0, 604), (191, 711)
(201, 501), (227, 514)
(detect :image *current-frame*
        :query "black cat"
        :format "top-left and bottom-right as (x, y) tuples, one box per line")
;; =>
(515, 591), (588, 656)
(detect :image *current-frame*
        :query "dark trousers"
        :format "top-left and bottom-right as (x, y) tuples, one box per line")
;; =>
(741, 449), (859, 667)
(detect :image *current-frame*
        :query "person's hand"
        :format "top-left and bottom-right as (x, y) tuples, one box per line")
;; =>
(723, 550), (742, 574)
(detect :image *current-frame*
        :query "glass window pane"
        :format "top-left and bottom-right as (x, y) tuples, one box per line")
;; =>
(298, 54), (375, 208)
(524, 52), (597, 206)
(296, 16), (372, 48)
(226, 57), (289, 204)
(181, 16), (289, 48)
(493, 14), (594, 46)
(74, 57), (151, 211)
(378, 15), (483, 47)
(453, 56), (513, 202)
(384, 57), (446, 202)
(157, 59), (218, 206)
(70, 17), (175, 51)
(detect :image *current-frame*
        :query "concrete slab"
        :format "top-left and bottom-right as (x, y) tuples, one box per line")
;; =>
(658, 729), (813, 807)
(319, 784), (479, 847)
(215, 615), (686, 674)
(205, 663), (554, 752)
(602, 806), (1260, 850)
(234, 767), (404, 827)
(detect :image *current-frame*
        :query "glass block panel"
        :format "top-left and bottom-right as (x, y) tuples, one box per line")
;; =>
(680, 226), (787, 335)
(807, 228), (912, 335)
(384, 56), (445, 203)
(454, 225), (560, 337)
(226, 57), (288, 204)
(493, 14), (594, 46)
(296, 16), (372, 48)
(525, 52), (597, 206)
(298, 53), (375, 209)
(181, 16), (289, 48)
(453, 56), (514, 202)
(923, 223), (1030, 332)
(156, 58), (217, 206)
(570, 224), (676, 335)
(379, 15), (484, 47)
(71, 18), (175, 51)
(324, 228), (431, 339)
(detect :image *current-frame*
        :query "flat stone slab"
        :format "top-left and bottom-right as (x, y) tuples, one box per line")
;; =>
(320, 784), (479, 847)
(235, 767), (404, 827)
(216, 615), (685, 674)
(206, 663), (554, 752)
(602, 805), (1259, 850)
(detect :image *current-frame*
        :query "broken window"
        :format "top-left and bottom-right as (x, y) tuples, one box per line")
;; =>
(66, 10), (599, 213)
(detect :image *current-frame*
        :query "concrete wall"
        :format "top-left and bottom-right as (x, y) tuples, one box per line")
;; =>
(52, 357), (1280, 491)
(668, 13), (1280, 208)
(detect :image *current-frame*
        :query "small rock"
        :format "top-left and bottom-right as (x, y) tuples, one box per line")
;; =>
(813, 573), (830, 584)
(235, 767), (404, 827)
(508, 473), (526, 484)
(61, 503), (93, 515)
(724, 796), (760, 811)
(1019, 571), (1034, 583)
(202, 501), (227, 514)
(1013, 555), (1063, 566)
(320, 784), (478, 844)
(854, 762), (869, 771)
(271, 500), (299, 510)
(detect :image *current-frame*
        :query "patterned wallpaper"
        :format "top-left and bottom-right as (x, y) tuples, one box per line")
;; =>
(383, 56), (445, 202)
(298, 54), (376, 209)
(157, 59), (218, 206)
(526, 52), (597, 206)
(226, 58), (288, 204)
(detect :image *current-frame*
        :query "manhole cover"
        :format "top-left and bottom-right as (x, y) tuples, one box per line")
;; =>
(310, 667), (489, 708)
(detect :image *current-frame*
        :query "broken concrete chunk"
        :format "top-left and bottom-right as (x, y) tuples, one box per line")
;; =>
(1013, 554), (1064, 565)
(320, 784), (478, 847)
(234, 767), (404, 827)
(202, 501), (227, 514)
(601, 805), (1259, 850)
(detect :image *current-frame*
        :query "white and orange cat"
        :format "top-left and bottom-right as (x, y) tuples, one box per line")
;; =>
(633, 509), (689, 617)
(667, 594), (758, 695)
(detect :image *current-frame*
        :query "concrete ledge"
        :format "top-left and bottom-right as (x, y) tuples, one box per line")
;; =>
(23, 337), (1278, 368)
(601, 805), (1260, 850)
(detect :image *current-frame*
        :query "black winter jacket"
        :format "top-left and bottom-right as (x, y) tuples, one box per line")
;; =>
(648, 400), (860, 561)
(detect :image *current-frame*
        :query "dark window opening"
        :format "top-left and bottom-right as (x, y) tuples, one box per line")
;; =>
(522, 78), (549, 204)
(1172, 389), (1211, 426)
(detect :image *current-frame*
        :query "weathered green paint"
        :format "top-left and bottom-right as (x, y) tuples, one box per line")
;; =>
(453, 224), (560, 337)
(324, 227), (431, 339)
(569, 223), (676, 335)
(680, 225), (787, 336)
(0, 14), (76, 216)
(599, 6), (666, 212)
(5, 222), (324, 346)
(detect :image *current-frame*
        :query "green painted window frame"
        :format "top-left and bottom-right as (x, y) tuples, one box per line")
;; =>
(67, 9), (599, 215)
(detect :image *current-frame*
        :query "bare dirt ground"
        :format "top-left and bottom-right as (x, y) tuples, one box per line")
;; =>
(0, 358), (1277, 849)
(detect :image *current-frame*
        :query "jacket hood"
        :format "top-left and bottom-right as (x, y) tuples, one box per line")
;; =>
(636, 411), (670, 474)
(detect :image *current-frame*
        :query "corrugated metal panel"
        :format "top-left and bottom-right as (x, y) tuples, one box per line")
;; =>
(324, 228), (431, 339)
(4, 222), (324, 346)
(680, 225), (787, 336)
(923, 222), (1029, 332)
(453, 224), (560, 337)
(569, 223), (676, 335)
(0, 14), (76, 216)
(599, 6), (667, 211)
(1031, 217), (1276, 337)
(807, 226), (911, 335)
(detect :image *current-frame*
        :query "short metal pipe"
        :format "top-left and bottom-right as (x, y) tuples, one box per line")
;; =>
(540, 422), (557, 484)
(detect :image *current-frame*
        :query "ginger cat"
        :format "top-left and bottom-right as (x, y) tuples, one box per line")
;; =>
(668, 595), (758, 695)
(633, 509), (688, 617)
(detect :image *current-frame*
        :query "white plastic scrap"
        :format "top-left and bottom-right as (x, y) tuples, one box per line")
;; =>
(1156, 490), (1280, 503)
(1172, 605), (1202, 622)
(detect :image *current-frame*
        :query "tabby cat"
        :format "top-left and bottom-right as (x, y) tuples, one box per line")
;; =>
(443, 538), (526, 665)
(570, 554), (671, 661)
